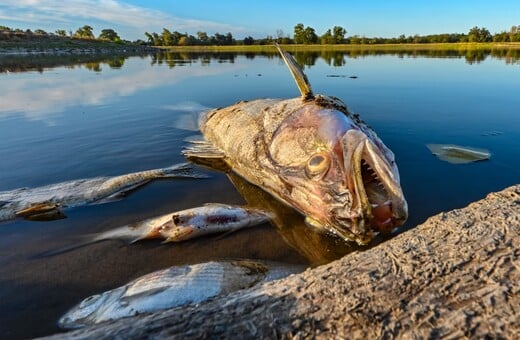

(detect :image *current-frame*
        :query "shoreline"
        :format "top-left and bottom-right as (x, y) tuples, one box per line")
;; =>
(1, 42), (520, 56)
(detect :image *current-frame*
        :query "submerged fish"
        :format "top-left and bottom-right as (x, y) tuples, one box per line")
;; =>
(0, 163), (206, 222)
(58, 260), (305, 329)
(40, 204), (271, 256)
(157, 203), (271, 242)
(427, 144), (491, 164)
(184, 45), (407, 245)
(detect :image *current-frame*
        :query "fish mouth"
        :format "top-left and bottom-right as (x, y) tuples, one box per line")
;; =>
(333, 130), (407, 245)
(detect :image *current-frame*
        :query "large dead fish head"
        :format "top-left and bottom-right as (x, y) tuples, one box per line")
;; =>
(269, 99), (407, 245)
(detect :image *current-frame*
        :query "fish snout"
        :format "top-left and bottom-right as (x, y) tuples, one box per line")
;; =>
(335, 130), (408, 244)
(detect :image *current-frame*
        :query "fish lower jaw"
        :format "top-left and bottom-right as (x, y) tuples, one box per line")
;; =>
(349, 140), (407, 234)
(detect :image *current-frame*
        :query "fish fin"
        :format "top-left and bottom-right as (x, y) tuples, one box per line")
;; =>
(163, 102), (211, 132)
(93, 178), (159, 205)
(182, 139), (226, 159)
(202, 203), (235, 208)
(275, 43), (314, 100)
(15, 203), (66, 221)
(161, 227), (195, 243)
(94, 191), (134, 205)
(161, 162), (210, 179)
(304, 216), (327, 231)
(129, 229), (162, 244)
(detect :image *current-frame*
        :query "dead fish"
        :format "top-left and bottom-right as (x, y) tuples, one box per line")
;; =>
(36, 204), (271, 257)
(158, 203), (271, 242)
(0, 163), (207, 222)
(184, 45), (407, 245)
(427, 144), (491, 164)
(58, 260), (305, 329)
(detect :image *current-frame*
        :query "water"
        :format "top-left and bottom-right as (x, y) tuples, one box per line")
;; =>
(1, 50), (519, 338)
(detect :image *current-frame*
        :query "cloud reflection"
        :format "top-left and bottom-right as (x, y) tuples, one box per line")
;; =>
(0, 57), (238, 123)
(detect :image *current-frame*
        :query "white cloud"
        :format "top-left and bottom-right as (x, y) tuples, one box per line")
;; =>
(0, 0), (247, 39)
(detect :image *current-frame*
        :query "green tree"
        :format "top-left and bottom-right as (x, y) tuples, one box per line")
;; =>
(303, 26), (318, 44)
(144, 32), (154, 45)
(144, 32), (164, 45)
(468, 26), (492, 42)
(332, 26), (346, 43)
(197, 31), (209, 45)
(55, 29), (67, 37)
(320, 29), (334, 44)
(178, 36), (189, 46)
(225, 32), (235, 45)
(294, 23), (305, 44)
(34, 29), (47, 35)
(74, 25), (94, 39)
(493, 31), (510, 42)
(161, 28), (175, 45)
(510, 25), (520, 42)
(243, 36), (255, 45)
(99, 29), (120, 42)
(0, 25), (10, 30)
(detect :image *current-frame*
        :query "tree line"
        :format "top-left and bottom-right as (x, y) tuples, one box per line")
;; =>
(2, 23), (520, 46)
(142, 24), (520, 46)
(0, 25), (122, 43)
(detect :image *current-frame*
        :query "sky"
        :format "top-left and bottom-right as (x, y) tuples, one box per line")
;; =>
(0, 0), (519, 41)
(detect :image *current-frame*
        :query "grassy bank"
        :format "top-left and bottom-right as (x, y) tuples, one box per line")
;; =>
(160, 42), (520, 53)
(0, 31), (154, 54)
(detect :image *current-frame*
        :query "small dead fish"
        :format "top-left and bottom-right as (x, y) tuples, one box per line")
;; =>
(37, 204), (271, 257)
(58, 260), (306, 329)
(158, 203), (271, 242)
(427, 144), (491, 164)
(184, 45), (408, 245)
(0, 163), (207, 222)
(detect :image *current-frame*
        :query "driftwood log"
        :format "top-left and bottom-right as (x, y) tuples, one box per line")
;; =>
(49, 185), (519, 339)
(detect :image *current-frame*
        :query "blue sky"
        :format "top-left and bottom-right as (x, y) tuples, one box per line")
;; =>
(1, 0), (519, 41)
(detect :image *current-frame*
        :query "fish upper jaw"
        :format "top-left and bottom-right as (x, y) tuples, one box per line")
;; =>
(331, 130), (408, 245)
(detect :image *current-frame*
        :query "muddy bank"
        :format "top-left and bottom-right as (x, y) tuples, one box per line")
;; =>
(46, 184), (519, 339)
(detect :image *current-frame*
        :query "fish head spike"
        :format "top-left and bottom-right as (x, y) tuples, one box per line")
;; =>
(275, 43), (314, 100)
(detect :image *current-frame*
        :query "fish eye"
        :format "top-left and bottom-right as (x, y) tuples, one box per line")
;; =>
(79, 294), (101, 308)
(305, 152), (330, 179)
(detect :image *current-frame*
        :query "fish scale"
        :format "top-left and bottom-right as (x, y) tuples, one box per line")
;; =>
(58, 260), (305, 329)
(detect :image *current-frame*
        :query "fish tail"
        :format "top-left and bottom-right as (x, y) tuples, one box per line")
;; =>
(32, 235), (105, 258)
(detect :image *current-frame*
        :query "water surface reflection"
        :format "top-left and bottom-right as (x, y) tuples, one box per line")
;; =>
(0, 49), (519, 338)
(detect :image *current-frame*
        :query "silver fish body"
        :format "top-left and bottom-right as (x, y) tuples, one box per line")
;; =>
(58, 260), (305, 329)
(38, 204), (271, 257)
(185, 46), (408, 245)
(0, 163), (205, 222)
(158, 203), (271, 242)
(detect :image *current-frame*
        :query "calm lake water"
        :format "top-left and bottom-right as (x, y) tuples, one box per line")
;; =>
(1, 49), (519, 338)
